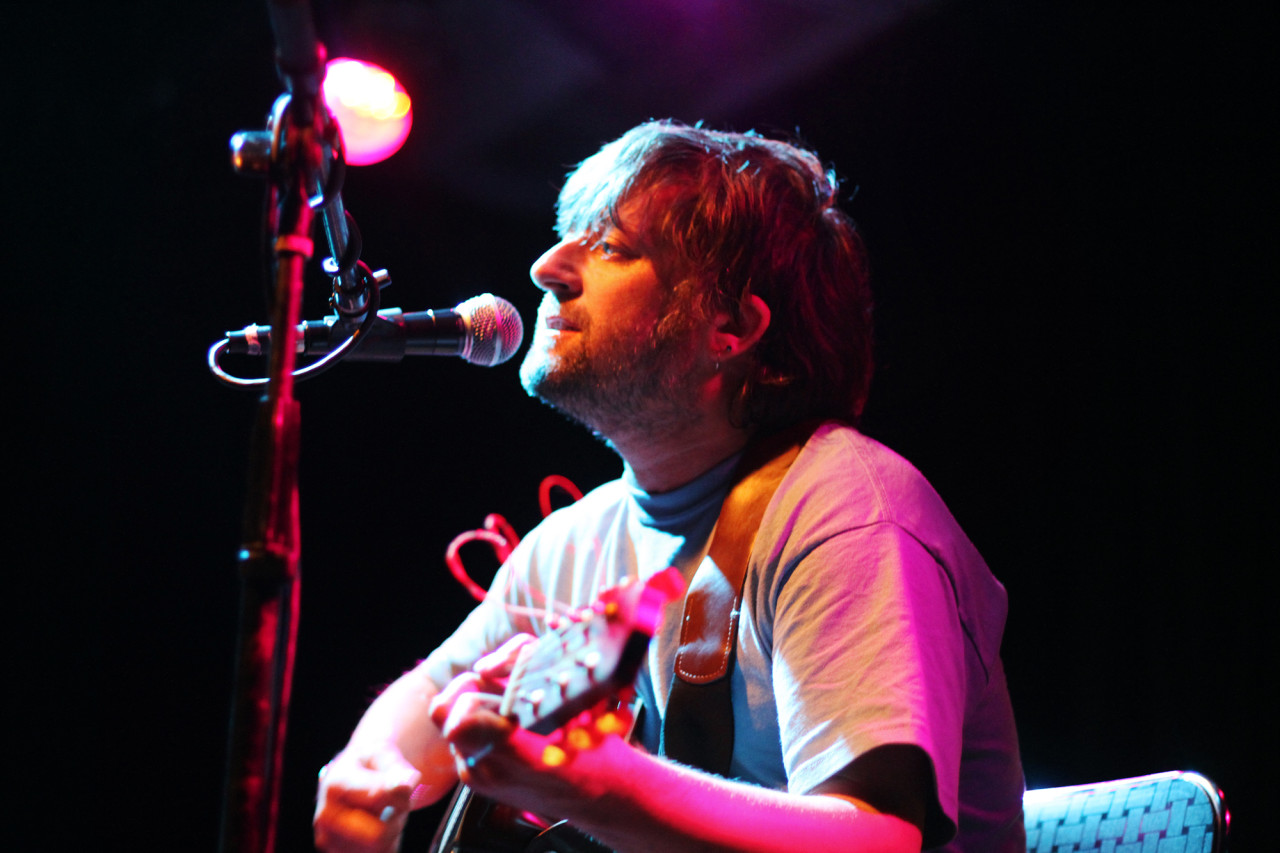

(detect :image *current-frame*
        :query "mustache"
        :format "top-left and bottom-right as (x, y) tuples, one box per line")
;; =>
(537, 298), (587, 332)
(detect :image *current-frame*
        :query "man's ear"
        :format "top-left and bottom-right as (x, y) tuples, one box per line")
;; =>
(710, 295), (771, 359)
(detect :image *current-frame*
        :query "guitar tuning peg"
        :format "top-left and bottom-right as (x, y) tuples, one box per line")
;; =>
(577, 649), (602, 672)
(540, 744), (568, 767)
(566, 727), (594, 751)
(556, 669), (574, 695)
(595, 711), (628, 736)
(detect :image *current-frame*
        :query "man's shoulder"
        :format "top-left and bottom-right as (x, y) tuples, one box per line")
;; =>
(803, 422), (916, 470)
(785, 422), (945, 528)
(778, 423), (1007, 648)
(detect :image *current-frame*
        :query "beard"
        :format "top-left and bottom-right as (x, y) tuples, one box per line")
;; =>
(519, 298), (705, 440)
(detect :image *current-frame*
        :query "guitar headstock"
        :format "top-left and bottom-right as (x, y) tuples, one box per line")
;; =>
(499, 567), (685, 734)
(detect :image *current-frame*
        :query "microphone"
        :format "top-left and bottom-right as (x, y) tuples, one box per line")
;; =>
(224, 293), (524, 367)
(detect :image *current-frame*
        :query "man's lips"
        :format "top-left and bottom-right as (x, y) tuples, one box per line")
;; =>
(545, 316), (580, 332)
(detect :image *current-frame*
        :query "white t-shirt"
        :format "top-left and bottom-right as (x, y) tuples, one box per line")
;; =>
(424, 423), (1024, 850)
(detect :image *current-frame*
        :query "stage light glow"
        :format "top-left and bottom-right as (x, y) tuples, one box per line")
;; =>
(322, 58), (413, 166)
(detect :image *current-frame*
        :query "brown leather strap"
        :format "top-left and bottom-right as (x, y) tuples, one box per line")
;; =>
(660, 422), (815, 774)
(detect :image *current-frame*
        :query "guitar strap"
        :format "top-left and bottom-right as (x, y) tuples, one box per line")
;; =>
(659, 420), (818, 776)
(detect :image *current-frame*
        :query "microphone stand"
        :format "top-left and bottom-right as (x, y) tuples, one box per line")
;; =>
(219, 2), (328, 850)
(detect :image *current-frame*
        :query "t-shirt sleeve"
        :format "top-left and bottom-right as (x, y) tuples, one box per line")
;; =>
(771, 520), (965, 843)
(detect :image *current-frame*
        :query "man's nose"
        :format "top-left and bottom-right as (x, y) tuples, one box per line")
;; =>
(529, 238), (584, 298)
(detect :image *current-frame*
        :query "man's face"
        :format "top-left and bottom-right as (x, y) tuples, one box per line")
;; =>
(519, 199), (706, 438)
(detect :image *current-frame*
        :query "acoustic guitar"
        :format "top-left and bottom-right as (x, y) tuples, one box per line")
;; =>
(429, 568), (684, 853)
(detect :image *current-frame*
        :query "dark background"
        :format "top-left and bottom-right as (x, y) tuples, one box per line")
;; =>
(15, 1), (1271, 850)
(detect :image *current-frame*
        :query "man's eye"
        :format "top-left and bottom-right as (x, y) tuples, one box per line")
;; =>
(589, 239), (620, 258)
(586, 233), (634, 259)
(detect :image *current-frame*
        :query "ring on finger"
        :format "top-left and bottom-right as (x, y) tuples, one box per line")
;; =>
(463, 743), (495, 768)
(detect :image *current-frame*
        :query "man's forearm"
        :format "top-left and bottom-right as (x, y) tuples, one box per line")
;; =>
(545, 738), (921, 853)
(347, 662), (457, 805)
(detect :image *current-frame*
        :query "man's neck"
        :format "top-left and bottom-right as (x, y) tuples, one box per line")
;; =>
(606, 417), (752, 494)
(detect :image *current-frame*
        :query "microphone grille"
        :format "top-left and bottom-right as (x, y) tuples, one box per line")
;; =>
(456, 294), (525, 366)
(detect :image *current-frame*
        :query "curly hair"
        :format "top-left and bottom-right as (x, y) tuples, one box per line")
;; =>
(555, 119), (874, 430)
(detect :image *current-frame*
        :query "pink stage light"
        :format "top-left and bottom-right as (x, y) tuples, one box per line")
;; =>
(322, 58), (413, 166)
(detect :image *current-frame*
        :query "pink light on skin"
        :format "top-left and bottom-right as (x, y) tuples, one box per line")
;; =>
(321, 58), (412, 166)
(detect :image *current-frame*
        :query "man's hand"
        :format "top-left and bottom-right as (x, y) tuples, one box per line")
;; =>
(425, 631), (538, 788)
(313, 635), (535, 852)
(426, 632), (633, 821)
(313, 744), (422, 853)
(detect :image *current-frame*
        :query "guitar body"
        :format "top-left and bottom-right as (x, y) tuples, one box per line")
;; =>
(429, 785), (609, 853)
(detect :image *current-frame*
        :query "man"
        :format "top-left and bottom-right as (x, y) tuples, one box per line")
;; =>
(314, 120), (1025, 852)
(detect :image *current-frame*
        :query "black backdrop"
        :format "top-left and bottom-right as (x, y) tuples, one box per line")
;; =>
(14, 1), (1271, 850)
